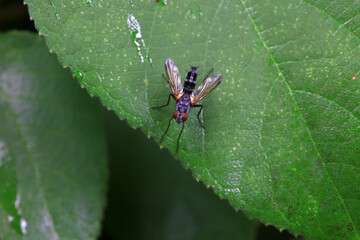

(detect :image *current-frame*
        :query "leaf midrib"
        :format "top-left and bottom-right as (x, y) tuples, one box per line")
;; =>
(239, 0), (359, 237)
(0, 83), (60, 239)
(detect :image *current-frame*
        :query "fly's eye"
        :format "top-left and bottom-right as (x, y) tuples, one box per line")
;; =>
(181, 113), (188, 121)
(172, 111), (179, 119)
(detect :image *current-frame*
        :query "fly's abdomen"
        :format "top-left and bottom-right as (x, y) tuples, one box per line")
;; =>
(183, 67), (197, 94)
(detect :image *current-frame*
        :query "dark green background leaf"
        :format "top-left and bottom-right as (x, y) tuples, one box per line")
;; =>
(101, 109), (258, 240)
(0, 31), (107, 240)
(26, 0), (360, 239)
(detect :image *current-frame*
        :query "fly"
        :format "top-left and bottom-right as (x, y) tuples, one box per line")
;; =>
(152, 58), (223, 154)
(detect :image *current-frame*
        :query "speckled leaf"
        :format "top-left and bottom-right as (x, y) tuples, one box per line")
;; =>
(26, 0), (360, 239)
(0, 32), (107, 240)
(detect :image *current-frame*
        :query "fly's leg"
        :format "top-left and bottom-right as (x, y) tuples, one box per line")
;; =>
(151, 73), (173, 109)
(193, 104), (205, 129)
(151, 93), (175, 109)
(160, 116), (173, 142)
(162, 73), (169, 83)
(176, 122), (185, 154)
(202, 68), (214, 80)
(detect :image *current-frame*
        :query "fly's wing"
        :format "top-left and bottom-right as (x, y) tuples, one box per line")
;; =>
(165, 58), (184, 100)
(190, 73), (223, 105)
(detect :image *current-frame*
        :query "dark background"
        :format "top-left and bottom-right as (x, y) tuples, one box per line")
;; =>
(0, 0), (300, 239)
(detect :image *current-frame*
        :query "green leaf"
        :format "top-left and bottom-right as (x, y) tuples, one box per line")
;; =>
(26, 0), (360, 239)
(0, 31), (107, 240)
(102, 110), (258, 240)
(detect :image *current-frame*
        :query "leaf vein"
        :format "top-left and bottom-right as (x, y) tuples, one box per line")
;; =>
(240, 0), (359, 236)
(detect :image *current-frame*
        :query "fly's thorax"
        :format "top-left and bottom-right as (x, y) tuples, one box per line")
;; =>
(176, 94), (191, 113)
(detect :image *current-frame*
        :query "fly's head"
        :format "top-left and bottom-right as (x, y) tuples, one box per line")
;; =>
(172, 111), (188, 124)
